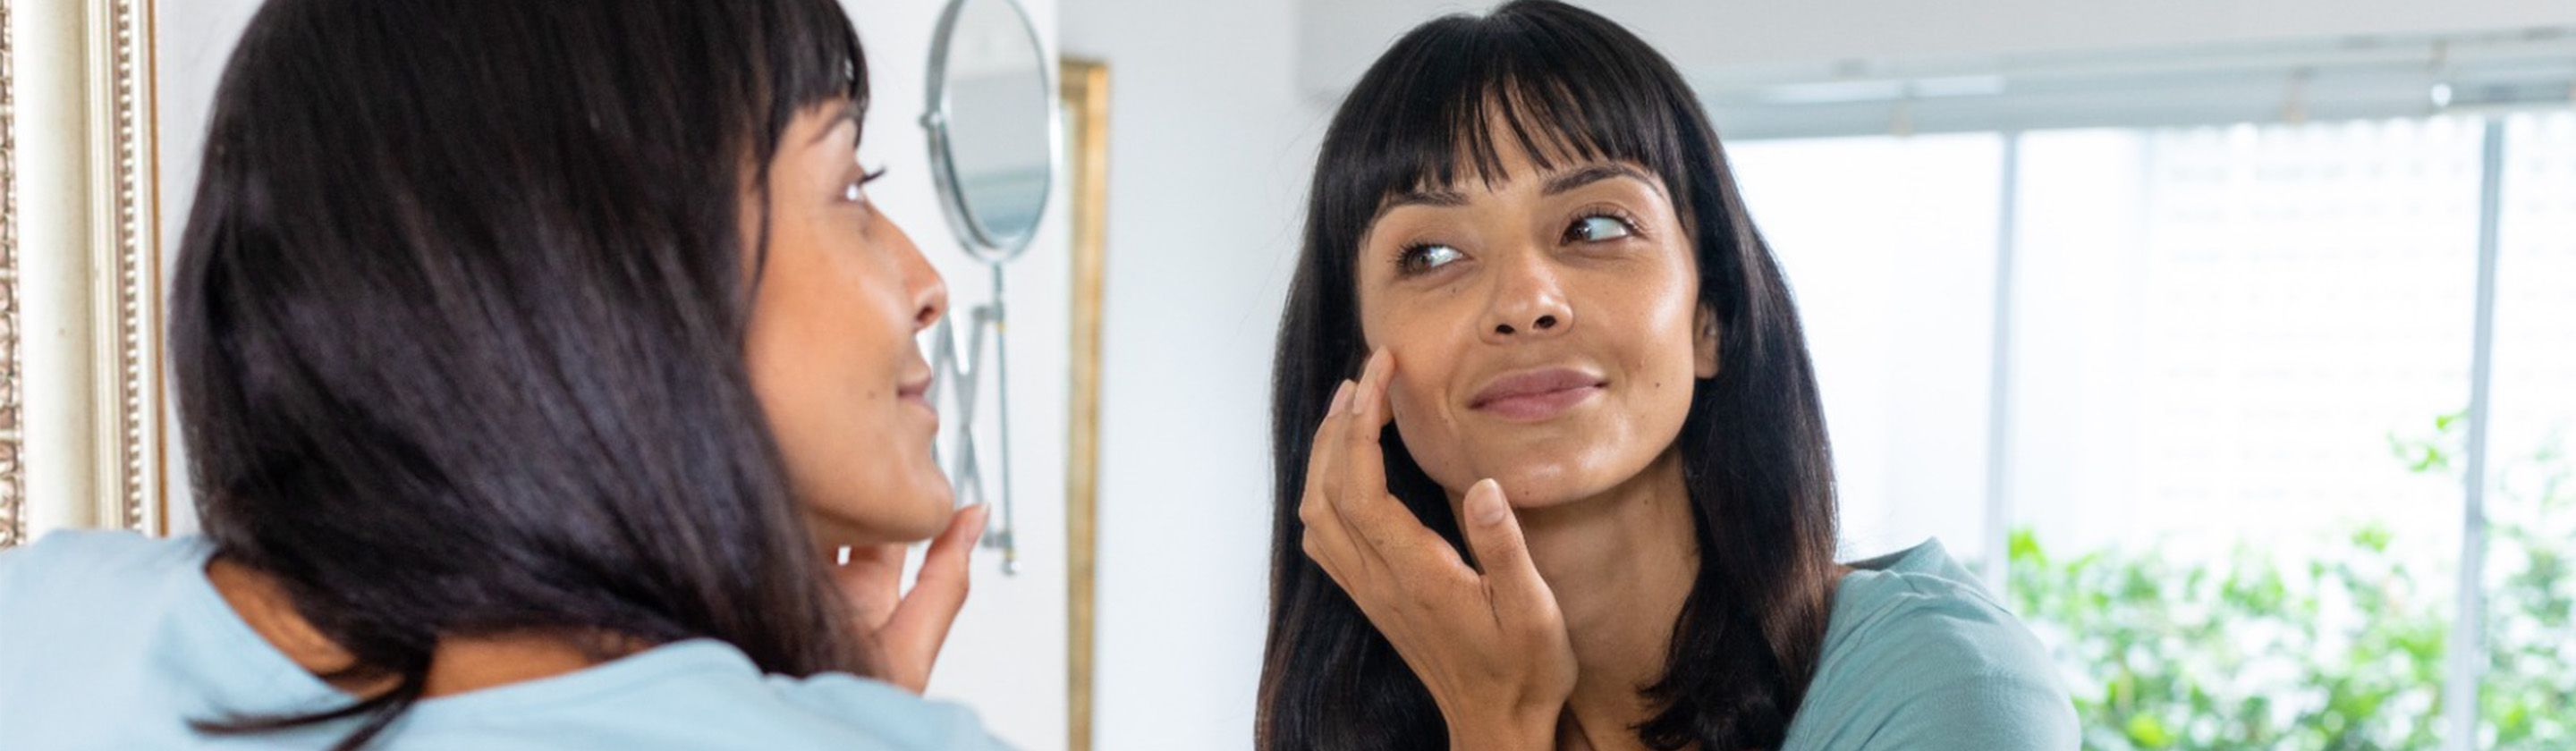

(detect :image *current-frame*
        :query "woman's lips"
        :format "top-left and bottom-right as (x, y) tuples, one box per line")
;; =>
(1469, 367), (1607, 422)
(897, 375), (938, 427)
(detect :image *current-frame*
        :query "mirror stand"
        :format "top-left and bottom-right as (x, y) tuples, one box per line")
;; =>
(926, 266), (1019, 574)
(921, 0), (1055, 576)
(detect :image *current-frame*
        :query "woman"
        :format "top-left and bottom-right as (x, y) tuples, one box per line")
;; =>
(0, 1), (1006, 748)
(1259, 2), (2077, 749)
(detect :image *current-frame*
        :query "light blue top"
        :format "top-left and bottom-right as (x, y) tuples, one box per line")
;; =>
(1782, 539), (2080, 750)
(0, 530), (1013, 750)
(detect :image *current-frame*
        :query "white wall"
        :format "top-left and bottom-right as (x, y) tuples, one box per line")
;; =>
(839, 3), (1073, 749)
(1726, 134), (2005, 562)
(1298, 0), (2576, 101)
(153, 2), (1075, 748)
(1060, 0), (1320, 747)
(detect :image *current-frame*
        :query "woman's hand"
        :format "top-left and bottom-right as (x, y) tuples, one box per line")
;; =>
(829, 503), (988, 694)
(1300, 348), (1577, 751)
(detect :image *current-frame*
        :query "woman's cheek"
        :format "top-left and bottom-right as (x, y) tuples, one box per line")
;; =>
(1386, 367), (1427, 423)
(1389, 372), (1479, 488)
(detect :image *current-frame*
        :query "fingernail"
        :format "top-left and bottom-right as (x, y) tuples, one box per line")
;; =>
(1329, 380), (1354, 415)
(1470, 479), (1508, 524)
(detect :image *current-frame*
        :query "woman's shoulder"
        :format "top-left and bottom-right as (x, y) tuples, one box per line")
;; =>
(762, 670), (1010, 749)
(394, 640), (1015, 751)
(0, 529), (205, 623)
(1784, 539), (2078, 750)
(2, 527), (204, 577)
(0, 534), (1013, 750)
(0, 530), (233, 747)
(1826, 538), (2039, 654)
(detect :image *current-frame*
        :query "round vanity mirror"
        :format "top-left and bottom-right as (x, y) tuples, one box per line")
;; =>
(924, 0), (1056, 262)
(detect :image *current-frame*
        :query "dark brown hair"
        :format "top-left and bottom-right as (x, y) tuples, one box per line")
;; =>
(171, 0), (873, 747)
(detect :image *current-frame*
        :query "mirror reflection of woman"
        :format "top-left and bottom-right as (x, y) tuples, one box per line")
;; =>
(0, 1), (1013, 748)
(1259, 3), (2078, 749)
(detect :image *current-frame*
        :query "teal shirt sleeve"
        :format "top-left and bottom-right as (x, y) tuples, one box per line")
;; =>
(1783, 540), (2080, 750)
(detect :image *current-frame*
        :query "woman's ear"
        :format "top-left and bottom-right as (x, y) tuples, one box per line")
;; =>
(1692, 304), (1722, 379)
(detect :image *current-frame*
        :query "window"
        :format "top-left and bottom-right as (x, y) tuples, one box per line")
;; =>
(2477, 111), (2576, 749)
(1727, 110), (2573, 749)
(1729, 134), (2003, 564)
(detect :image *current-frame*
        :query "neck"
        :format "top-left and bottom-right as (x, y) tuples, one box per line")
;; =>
(1453, 449), (1700, 751)
(205, 557), (629, 699)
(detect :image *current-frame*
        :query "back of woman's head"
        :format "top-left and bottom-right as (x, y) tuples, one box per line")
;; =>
(171, 0), (869, 743)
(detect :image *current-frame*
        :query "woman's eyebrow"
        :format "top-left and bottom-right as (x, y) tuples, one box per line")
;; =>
(1542, 163), (1660, 198)
(1386, 187), (1468, 208)
(1370, 162), (1657, 224)
(1370, 187), (1470, 224)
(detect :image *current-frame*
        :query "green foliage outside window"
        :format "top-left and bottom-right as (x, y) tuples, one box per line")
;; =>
(2005, 413), (2572, 749)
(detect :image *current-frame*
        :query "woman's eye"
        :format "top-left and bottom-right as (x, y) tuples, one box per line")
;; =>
(843, 165), (886, 204)
(1565, 215), (1634, 243)
(1397, 243), (1464, 274)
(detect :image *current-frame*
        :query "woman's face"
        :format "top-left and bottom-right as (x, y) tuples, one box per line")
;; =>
(744, 100), (953, 546)
(1353, 137), (1719, 508)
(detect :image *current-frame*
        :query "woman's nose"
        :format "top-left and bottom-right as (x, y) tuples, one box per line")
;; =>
(1482, 257), (1573, 342)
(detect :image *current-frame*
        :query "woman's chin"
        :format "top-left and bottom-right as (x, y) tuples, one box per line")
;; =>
(803, 479), (953, 546)
(911, 473), (958, 525)
(882, 485), (958, 543)
(1433, 440), (1682, 511)
(1436, 466), (1623, 511)
(1494, 482), (1595, 510)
